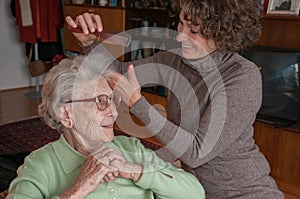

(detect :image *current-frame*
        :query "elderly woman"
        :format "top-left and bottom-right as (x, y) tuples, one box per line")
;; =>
(6, 52), (204, 198)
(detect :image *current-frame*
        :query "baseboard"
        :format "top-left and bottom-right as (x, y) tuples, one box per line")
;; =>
(0, 86), (37, 93)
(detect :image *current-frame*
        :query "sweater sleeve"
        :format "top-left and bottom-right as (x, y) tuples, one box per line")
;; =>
(131, 60), (262, 168)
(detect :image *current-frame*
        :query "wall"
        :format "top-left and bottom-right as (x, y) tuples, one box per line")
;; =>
(0, 0), (65, 90)
(0, 0), (37, 90)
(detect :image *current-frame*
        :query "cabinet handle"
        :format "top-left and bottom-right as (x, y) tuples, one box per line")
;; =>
(88, 9), (95, 13)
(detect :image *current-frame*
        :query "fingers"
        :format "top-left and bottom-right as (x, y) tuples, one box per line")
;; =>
(126, 65), (143, 107)
(109, 159), (131, 179)
(109, 159), (143, 180)
(85, 156), (118, 181)
(127, 64), (138, 85)
(65, 16), (77, 28)
(93, 147), (126, 166)
(106, 71), (123, 89)
(76, 14), (91, 34)
(106, 151), (126, 163)
(68, 13), (103, 35)
(91, 164), (117, 183)
(109, 158), (123, 168)
(106, 67), (142, 107)
(105, 67), (137, 92)
(93, 14), (103, 32)
(83, 13), (97, 33)
(103, 170), (118, 183)
(72, 155), (119, 195)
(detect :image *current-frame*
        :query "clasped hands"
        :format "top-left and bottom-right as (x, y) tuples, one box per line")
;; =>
(88, 146), (142, 183)
(61, 146), (142, 198)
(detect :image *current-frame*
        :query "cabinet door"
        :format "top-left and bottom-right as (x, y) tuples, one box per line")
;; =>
(256, 16), (300, 49)
(64, 5), (125, 59)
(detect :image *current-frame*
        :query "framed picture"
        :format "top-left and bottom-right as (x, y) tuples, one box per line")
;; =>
(267, 0), (300, 15)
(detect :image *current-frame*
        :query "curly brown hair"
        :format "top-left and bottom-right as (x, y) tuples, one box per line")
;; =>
(170, 0), (262, 52)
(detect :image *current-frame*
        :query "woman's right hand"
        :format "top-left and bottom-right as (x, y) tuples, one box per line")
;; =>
(65, 13), (103, 47)
(60, 154), (118, 199)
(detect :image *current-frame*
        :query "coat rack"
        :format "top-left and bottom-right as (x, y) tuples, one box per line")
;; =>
(14, 0), (63, 99)
(25, 43), (42, 99)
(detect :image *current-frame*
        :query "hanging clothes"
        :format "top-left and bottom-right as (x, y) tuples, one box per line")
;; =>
(14, 0), (63, 44)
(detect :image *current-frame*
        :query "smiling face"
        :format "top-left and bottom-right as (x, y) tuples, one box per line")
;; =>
(176, 11), (217, 59)
(68, 77), (118, 150)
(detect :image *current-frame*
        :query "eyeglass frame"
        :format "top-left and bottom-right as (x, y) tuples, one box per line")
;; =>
(63, 92), (121, 111)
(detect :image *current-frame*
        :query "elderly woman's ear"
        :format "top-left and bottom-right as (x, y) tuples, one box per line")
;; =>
(59, 106), (74, 129)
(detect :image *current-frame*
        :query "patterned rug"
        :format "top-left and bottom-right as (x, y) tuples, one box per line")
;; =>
(0, 117), (59, 155)
(0, 117), (167, 193)
(0, 117), (161, 155)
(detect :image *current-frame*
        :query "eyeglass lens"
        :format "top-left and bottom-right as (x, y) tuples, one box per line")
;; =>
(96, 94), (121, 111)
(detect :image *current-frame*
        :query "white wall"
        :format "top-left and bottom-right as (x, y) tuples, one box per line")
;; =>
(0, 0), (65, 90)
(0, 0), (39, 90)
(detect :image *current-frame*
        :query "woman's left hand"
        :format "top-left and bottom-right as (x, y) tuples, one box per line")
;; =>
(107, 64), (142, 107)
(93, 146), (127, 182)
(109, 159), (143, 182)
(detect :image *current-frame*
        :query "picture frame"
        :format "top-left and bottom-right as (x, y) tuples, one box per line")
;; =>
(267, 0), (300, 15)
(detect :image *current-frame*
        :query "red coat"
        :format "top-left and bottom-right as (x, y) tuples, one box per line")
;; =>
(15, 0), (63, 43)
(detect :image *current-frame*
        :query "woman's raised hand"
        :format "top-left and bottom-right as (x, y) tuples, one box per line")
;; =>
(65, 12), (103, 46)
(107, 64), (142, 107)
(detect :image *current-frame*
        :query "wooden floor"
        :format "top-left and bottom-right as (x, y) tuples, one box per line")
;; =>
(0, 87), (299, 199)
(0, 87), (40, 125)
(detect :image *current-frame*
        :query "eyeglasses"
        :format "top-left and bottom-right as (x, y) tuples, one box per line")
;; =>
(64, 93), (121, 111)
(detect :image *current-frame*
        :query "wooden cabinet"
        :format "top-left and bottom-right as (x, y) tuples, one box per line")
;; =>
(254, 122), (300, 198)
(64, 3), (126, 59)
(239, 14), (300, 198)
(256, 15), (300, 49)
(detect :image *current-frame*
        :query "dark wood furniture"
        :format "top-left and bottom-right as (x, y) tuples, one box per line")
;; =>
(257, 15), (300, 49)
(253, 15), (300, 198)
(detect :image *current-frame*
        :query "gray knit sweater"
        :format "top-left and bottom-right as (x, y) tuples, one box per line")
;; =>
(86, 44), (284, 198)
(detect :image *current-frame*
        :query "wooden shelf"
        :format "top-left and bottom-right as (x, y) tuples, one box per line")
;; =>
(64, 3), (125, 9)
(126, 7), (168, 11)
(256, 15), (300, 49)
(263, 15), (300, 21)
(254, 122), (300, 197)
